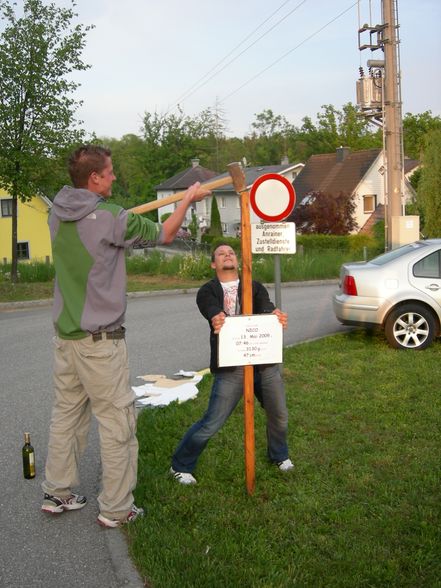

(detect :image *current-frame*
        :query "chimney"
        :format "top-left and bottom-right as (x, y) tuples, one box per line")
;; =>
(191, 158), (200, 168)
(281, 155), (289, 166)
(336, 147), (350, 162)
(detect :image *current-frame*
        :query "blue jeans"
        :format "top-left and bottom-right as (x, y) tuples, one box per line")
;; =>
(172, 365), (289, 473)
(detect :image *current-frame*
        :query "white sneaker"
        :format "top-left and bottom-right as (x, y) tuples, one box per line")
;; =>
(170, 467), (197, 485)
(277, 459), (294, 472)
(97, 504), (145, 528)
(41, 492), (87, 514)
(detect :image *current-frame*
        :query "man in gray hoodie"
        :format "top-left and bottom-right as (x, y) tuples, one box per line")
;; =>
(41, 144), (210, 527)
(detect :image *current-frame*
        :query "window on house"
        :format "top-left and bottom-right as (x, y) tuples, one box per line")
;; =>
(222, 223), (228, 233)
(1, 199), (13, 217)
(17, 242), (30, 260)
(220, 197), (226, 208)
(236, 196), (240, 208)
(363, 194), (377, 213)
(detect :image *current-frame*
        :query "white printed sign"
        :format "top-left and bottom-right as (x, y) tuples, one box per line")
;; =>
(218, 314), (283, 367)
(251, 222), (296, 254)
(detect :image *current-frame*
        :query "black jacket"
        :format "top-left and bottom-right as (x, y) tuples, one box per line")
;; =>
(196, 277), (275, 373)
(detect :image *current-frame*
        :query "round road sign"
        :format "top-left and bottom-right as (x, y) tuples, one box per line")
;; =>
(249, 173), (296, 222)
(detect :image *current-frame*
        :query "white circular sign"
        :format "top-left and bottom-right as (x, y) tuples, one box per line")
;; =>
(250, 174), (296, 221)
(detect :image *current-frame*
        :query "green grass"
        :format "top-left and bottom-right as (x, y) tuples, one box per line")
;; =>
(0, 277), (196, 302)
(129, 330), (441, 588)
(0, 281), (54, 302)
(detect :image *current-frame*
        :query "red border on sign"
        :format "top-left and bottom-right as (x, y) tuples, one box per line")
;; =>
(249, 173), (296, 222)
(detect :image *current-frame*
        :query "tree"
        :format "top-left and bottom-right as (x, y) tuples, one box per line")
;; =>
(292, 191), (357, 235)
(208, 195), (222, 237)
(142, 107), (217, 178)
(103, 134), (152, 209)
(188, 211), (198, 241)
(296, 103), (381, 160)
(247, 109), (294, 165)
(403, 111), (441, 160)
(0, 0), (92, 280)
(417, 129), (441, 237)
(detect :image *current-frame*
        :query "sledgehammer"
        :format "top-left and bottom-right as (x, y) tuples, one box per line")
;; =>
(129, 175), (232, 215)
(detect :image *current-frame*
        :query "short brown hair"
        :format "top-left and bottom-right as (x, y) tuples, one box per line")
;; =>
(68, 145), (112, 188)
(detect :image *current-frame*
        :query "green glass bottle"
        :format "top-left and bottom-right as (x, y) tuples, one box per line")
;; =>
(22, 432), (36, 479)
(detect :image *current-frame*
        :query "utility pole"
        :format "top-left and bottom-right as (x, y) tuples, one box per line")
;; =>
(382, 0), (404, 238)
(357, 0), (413, 250)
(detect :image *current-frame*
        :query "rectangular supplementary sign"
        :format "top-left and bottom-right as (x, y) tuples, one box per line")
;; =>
(251, 222), (296, 254)
(218, 314), (283, 367)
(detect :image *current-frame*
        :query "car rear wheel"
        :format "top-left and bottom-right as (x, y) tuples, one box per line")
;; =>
(385, 304), (436, 350)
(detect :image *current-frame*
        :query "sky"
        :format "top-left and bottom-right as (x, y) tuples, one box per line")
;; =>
(42, 0), (441, 139)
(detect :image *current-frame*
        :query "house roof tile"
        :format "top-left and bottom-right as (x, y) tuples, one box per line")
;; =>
(404, 158), (420, 175)
(293, 148), (382, 201)
(155, 165), (217, 190)
(212, 163), (303, 192)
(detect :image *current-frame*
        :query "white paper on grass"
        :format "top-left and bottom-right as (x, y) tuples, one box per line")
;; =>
(135, 383), (199, 406)
(174, 370), (198, 377)
(132, 374), (202, 407)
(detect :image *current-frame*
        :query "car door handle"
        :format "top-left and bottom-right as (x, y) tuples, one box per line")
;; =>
(426, 284), (441, 291)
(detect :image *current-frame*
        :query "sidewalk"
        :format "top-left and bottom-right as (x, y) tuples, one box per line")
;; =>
(0, 303), (146, 588)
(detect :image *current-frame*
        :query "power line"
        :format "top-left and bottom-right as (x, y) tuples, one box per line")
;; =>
(219, 1), (359, 104)
(166, 0), (308, 113)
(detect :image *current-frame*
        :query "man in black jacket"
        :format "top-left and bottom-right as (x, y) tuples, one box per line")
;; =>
(170, 243), (293, 484)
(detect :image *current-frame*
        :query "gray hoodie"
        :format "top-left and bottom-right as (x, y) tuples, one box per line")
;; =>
(49, 186), (160, 339)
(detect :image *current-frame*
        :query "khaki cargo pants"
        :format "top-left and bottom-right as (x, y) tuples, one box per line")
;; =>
(42, 333), (137, 520)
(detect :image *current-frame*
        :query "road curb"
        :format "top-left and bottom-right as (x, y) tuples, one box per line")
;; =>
(104, 529), (145, 587)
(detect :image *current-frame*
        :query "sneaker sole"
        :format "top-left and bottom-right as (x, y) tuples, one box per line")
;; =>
(97, 516), (121, 528)
(41, 505), (64, 514)
(41, 501), (87, 514)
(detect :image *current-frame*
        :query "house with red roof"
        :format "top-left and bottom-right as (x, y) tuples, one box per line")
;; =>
(287, 147), (419, 234)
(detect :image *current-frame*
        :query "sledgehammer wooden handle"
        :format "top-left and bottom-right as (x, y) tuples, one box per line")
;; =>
(129, 175), (232, 215)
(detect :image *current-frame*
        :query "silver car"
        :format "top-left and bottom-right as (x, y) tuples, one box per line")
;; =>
(333, 239), (441, 350)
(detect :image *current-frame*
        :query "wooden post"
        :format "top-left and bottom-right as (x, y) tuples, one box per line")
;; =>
(227, 162), (255, 496)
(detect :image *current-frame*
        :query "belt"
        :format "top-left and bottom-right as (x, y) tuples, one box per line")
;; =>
(91, 327), (125, 342)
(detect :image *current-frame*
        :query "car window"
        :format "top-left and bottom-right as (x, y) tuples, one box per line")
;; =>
(371, 241), (428, 266)
(413, 251), (441, 278)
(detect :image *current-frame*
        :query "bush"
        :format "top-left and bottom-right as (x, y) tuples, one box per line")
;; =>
(178, 253), (211, 280)
(0, 261), (55, 283)
(160, 212), (172, 223)
(126, 250), (182, 276)
(201, 233), (215, 245)
(126, 250), (164, 275)
(296, 233), (383, 259)
(296, 234), (350, 251)
(251, 250), (358, 282)
(372, 221), (386, 252)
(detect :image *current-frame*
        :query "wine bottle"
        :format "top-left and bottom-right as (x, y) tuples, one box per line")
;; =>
(22, 432), (36, 479)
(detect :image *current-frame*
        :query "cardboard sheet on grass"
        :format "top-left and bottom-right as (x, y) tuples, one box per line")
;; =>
(132, 370), (203, 407)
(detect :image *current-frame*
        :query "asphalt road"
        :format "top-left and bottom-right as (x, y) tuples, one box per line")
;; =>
(0, 281), (344, 587)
